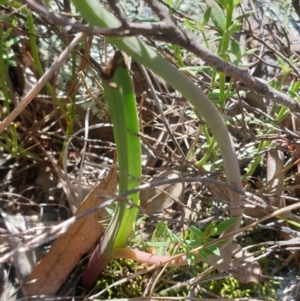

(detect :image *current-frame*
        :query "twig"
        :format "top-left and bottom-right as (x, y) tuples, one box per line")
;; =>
(21, 0), (168, 36)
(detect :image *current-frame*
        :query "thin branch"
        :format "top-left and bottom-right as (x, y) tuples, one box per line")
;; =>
(70, 22), (166, 36)
(21, 0), (75, 27)
(21, 0), (167, 36)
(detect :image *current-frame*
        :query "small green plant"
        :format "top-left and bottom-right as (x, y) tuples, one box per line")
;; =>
(146, 221), (181, 256)
(82, 51), (142, 288)
(182, 217), (239, 264)
(135, 217), (239, 266)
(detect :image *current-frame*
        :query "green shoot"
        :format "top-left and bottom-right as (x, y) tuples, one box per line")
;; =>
(82, 51), (141, 287)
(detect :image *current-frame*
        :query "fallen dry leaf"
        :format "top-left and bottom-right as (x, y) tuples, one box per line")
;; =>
(23, 166), (118, 296)
(140, 170), (184, 214)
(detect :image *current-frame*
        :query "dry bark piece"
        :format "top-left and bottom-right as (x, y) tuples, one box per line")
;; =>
(23, 166), (118, 296)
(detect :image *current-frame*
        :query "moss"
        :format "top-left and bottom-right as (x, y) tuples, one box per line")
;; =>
(92, 259), (147, 299)
(206, 277), (278, 300)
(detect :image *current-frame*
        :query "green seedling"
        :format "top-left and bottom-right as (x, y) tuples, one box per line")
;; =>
(183, 217), (239, 264)
(82, 51), (141, 287)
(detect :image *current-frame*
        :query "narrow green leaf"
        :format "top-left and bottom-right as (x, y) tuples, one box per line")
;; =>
(102, 52), (141, 249)
(214, 217), (239, 236)
(199, 249), (208, 261)
(233, 0), (242, 7)
(206, 0), (226, 33)
(203, 220), (218, 236)
(231, 39), (240, 56)
(227, 21), (241, 34)
(203, 245), (221, 256)
(190, 225), (205, 238)
(172, 0), (184, 10)
(203, 7), (212, 27)
(183, 19), (198, 31)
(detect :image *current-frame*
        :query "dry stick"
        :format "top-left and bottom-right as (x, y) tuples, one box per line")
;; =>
(22, 0), (167, 35)
(0, 32), (86, 134)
